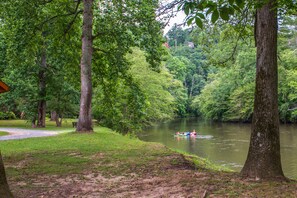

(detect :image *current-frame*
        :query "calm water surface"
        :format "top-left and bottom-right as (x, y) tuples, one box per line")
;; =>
(139, 118), (297, 179)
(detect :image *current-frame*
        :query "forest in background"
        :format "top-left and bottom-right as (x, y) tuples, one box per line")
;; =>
(165, 16), (297, 123)
(0, 0), (296, 134)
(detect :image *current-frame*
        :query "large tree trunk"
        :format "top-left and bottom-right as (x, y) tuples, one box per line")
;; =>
(240, 0), (285, 180)
(76, 0), (94, 132)
(37, 42), (47, 128)
(0, 152), (13, 197)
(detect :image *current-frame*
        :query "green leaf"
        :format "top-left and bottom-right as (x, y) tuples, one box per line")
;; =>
(196, 12), (205, 19)
(228, 7), (235, 15)
(235, 0), (244, 9)
(195, 17), (203, 29)
(211, 9), (219, 24)
(205, 3), (216, 15)
(184, 4), (190, 15)
(197, 3), (205, 10)
(220, 12), (229, 21)
(220, 7), (230, 21)
(232, 4), (242, 12)
(206, 7), (214, 16)
(187, 17), (194, 26)
(228, 0), (235, 5)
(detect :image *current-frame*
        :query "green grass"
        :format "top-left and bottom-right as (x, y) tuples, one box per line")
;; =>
(0, 131), (9, 136)
(0, 127), (174, 177)
(0, 119), (77, 131)
(1, 124), (294, 197)
(171, 149), (232, 172)
(0, 120), (228, 178)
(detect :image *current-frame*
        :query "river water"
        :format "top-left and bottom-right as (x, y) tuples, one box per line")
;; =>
(139, 118), (297, 179)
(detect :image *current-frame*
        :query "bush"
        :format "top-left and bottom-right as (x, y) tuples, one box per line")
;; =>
(0, 111), (16, 120)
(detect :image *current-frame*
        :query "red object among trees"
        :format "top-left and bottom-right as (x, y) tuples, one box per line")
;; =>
(0, 81), (9, 93)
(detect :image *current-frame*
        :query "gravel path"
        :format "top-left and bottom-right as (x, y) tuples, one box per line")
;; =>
(0, 128), (71, 141)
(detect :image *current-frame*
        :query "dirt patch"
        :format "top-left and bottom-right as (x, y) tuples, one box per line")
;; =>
(8, 153), (297, 197)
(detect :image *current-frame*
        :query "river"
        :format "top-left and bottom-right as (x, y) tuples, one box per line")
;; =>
(139, 118), (297, 179)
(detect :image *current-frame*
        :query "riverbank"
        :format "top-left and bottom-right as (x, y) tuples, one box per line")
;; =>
(0, 127), (296, 197)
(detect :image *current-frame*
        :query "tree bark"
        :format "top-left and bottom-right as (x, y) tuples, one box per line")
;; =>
(37, 41), (47, 128)
(55, 114), (62, 127)
(0, 152), (13, 197)
(50, 111), (57, 121)
(76, 0), (94, 132)
(240, 0), (285, 180)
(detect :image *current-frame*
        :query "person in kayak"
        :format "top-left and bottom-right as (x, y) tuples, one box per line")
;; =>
(191, 129), (197, 136)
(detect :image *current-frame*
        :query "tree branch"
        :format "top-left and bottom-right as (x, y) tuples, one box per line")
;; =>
(157, 0), (183, 29)
(211, 8), (252, 65)
(64, 10), (83, 35)
(37, 0), (82, 31)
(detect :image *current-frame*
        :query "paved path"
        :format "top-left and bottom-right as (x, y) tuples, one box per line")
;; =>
(0, 128), (71, 141)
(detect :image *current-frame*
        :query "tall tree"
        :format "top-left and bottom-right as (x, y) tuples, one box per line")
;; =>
(0, 0), (82, 127)
(240, 0), (284, 179)
(77, 0), (164, 132)
(37, 35), (47, 128)
(77, 0), (94, 132)
(173, 0), (296, 180)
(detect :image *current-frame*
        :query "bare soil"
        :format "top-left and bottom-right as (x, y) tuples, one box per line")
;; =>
(8, 153), (297, 198)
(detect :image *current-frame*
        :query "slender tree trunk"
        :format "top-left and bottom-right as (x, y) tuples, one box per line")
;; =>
(50, 111), (57, 121)
(32, 117), (37, 128)
(189, 75), (195, 99)
(20, 111), (25, 120)
(0, 152), (13, 197)
(76, 0), (94, 132)
(55, 114), (62, 127)
(240, 0), (285, 180)
(37, 40), (47, 128)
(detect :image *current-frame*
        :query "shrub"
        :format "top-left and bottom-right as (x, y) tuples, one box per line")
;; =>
(0, 111), (16, 120)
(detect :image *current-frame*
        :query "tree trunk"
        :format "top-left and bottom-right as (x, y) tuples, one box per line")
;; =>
(240, 0), (285, 180)
(55, 113), (62, 127)
(37, 41), (47, 128)
(76, 0), (94, 132)
(32, 117), (37, 128)
(20, 111), (25, 120)
(0, 152), (13, 197)
(189, 75), (195, 99)
(50, 111), (57, 121)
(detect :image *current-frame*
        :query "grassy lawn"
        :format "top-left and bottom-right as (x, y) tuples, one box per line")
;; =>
(0, 125), (296, 197)
(0, 128), (224, 176)
(1, 128), (164, 176)
(0, 119), (77, 131)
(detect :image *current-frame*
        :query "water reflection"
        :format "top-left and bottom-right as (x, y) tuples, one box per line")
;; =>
(139, 118), (297, 179)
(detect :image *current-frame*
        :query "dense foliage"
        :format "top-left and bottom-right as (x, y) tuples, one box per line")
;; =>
(0, 0), (179, 133)
(0, 0), (297, 133)
(164, 16), (297, 123)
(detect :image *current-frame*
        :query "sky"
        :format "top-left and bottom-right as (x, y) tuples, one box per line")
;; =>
(163, 11), (187, 34)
